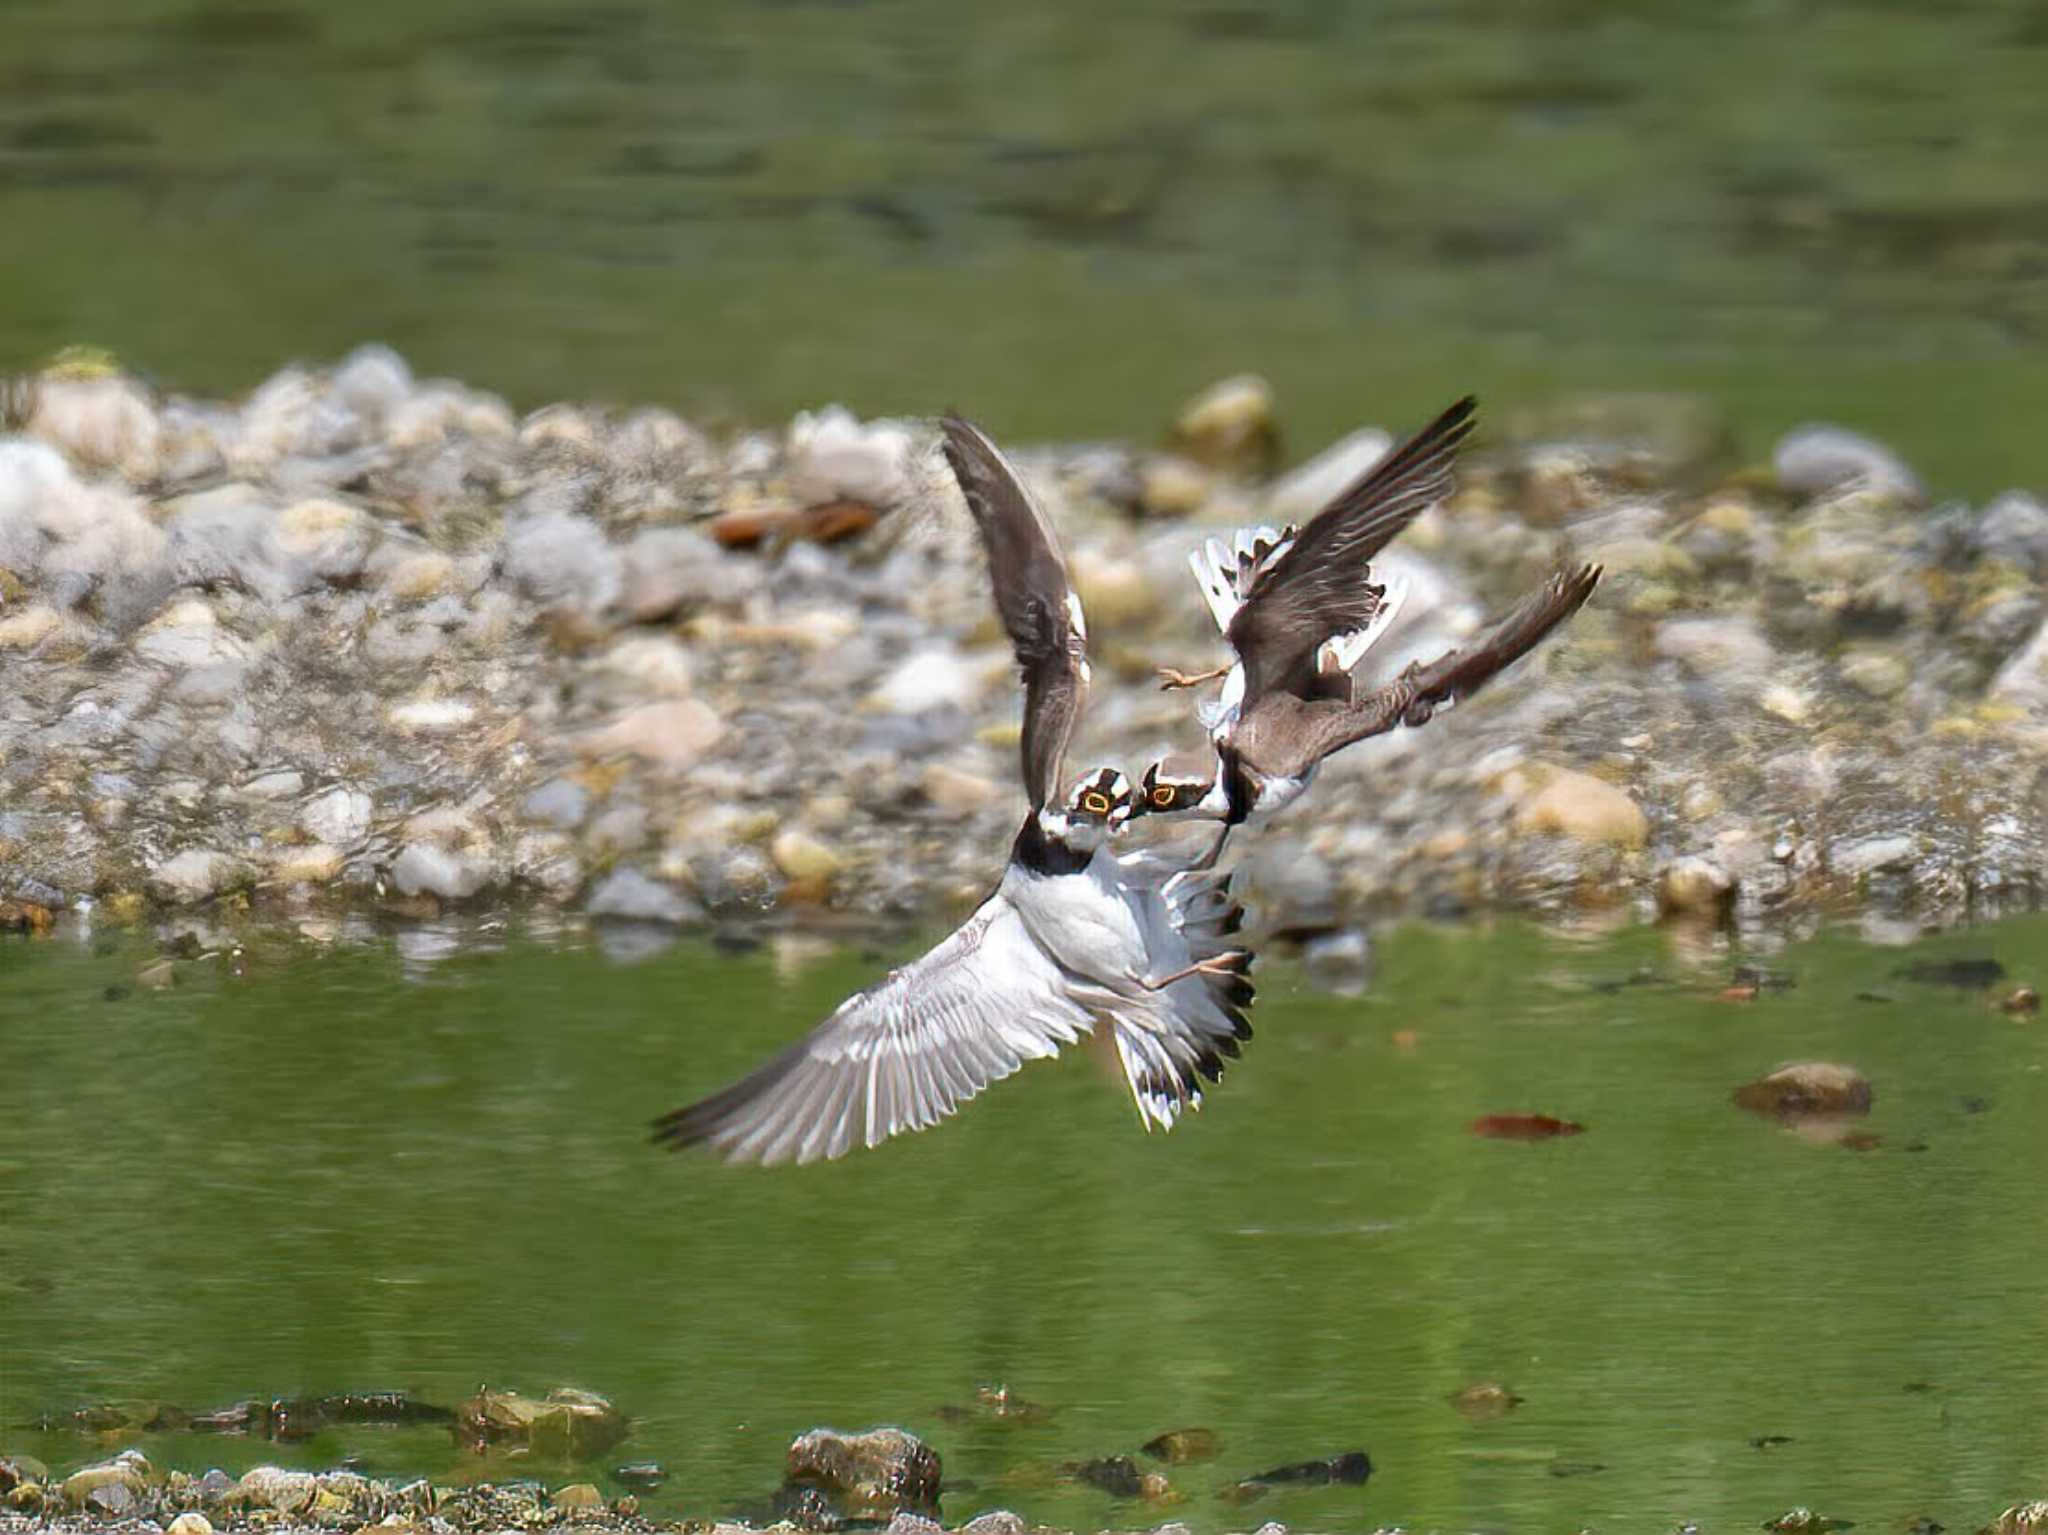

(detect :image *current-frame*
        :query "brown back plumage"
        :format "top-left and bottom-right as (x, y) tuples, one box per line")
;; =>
(1227, 396), (1477, 704)
(938, 415), (1089, 812)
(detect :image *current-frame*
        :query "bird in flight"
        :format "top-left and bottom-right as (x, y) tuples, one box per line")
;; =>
(1135, 397), (1600, 861)
(652, 415), (1255, 1165)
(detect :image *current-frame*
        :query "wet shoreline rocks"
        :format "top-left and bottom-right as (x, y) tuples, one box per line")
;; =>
(3, 351), (2046, 948)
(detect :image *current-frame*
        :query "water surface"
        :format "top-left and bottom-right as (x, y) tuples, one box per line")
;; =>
(3, 0), (2048, 494)
(4, 914), (2046, 1529)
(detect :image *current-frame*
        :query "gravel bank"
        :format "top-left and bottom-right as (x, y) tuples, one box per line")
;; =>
(4, 353), (2046, 948)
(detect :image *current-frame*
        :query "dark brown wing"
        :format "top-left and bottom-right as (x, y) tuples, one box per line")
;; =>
(1296, 563), (1601, 764)
(1228, 396), (1477, 703)
(939, 415), (1088, 811)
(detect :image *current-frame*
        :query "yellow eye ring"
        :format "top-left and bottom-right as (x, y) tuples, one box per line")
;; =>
(1082, 791), (1112, 815)
(1151, 786), (1175, 807)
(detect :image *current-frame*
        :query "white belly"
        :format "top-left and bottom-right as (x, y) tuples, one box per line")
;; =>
(1249, 762), (1316, 818)
(1001, 855), (1148, 986)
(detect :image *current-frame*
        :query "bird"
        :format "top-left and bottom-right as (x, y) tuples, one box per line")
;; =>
(1132, 397), (1600, 856)
(1162, 521), (1411, 730)
(651, 414), (1254, 1166)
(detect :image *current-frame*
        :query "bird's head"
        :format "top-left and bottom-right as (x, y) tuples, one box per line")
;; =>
(1038, 765), (1134, 851)
(1133, 753), (1227, 820)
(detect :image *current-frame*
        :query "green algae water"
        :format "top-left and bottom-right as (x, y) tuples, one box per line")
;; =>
(4, 914), (2047, 1530)
(4, 0), (2048, 496)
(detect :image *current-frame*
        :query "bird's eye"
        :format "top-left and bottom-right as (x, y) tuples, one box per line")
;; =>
(1151, 786), (1176, 807)
(1082, 791), (1111, 816)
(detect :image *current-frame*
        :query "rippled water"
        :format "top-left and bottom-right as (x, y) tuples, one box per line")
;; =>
(4, 1), (2048, 493)
(5, 914), (2047, 1529)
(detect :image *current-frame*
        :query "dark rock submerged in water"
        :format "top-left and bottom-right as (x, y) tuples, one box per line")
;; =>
(1218, 1450), (1372, 1503)
(1140, 1427), (1222, 1464)
(4, 351), (2048, 942)
(453, 1386), (628, 1459)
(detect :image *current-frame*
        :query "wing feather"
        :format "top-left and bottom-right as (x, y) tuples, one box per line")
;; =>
(1229, 397), (1476, 702)
(1298, 563), (1602, 763)
(939, 415), (1088, 810)
(652, 896), (1094, 1165)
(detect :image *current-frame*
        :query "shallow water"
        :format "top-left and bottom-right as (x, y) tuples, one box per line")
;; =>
(4, 1), (2048, 494)
(4, 914), (2047, 1529)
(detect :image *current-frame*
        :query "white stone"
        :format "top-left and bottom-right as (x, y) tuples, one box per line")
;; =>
(771, 829), (842, 881)
(1833, 835), (1917, 877)
(502, 510), (621, 615)
(273, 498), (374, 582)
(27, 373), (161, 481)
(1654, 615), (1775, 677)
(583, 699), (725, 770)
(866, 647), (981, 714)
(330, 344), (413, 423)
(388, 698), (477, 733)
(389, 843), (490, 900)
(149, 849), (244, 904)
(0, 604), (61, 649)
(300, 786), (373, 846)
(1263, 427), (1393, 520)
(587, 866), (700, 925)
(594, 634), (695, 696)
(784, 405), (916, 507)
(1774, 424), (1921, 500)
(238, 770), (305, 800)
(1990, 618), (2048, 711)
(134, 602), (249, 668)
(272, 844), (344, 883)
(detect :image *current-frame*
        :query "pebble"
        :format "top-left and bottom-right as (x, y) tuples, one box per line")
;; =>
(1168, 374), (1279, 478)
(785, 405), (916, 507)
(867, 648), (983, 715)
(378, 550), (457, 600)
(0, 604), (61, 648)
(236, 1466), (317, 1514)
(301, 786), (374, 847)
(1833, 835), (1917, 878)
(550, 1483), (605, 1514)
(1264, 427), (1392, 519)
(594, 635), (696, 696)
(586, 867), (702, 926)
(388, 698), (478, 733)
(771, 829), (844, 882)
(1774, 424), (1922, 499)
(148, 848), (244, 904)
(1656, 856), (1735, 920)
(1135, 455), (1213, 518)
(1839, 646), (1911, 699)
(1654, 615), (1774, 678)
(390, 844), (491, 901)
(273, 843), (345, 883)
(1733, 1062), (1873, 1118)
(1508, 765), (1649, 848)
(920, 762), (1003, 815)
(584, 699), (726, 771)
(523, 778), (591, 830)
(275, 498), (373, 580)
(167, 1513), (214, 1535)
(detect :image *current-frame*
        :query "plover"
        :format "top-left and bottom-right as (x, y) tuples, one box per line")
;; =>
(1134, 398), (1600, 855)
(651, 415), (1253, 1165)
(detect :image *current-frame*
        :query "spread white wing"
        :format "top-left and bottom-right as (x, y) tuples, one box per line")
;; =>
(653, 894), (1095, 1165)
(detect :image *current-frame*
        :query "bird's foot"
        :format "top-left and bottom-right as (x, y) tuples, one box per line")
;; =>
(1139, 951), (1250, 991)
(1157, 664), (1229, 691)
